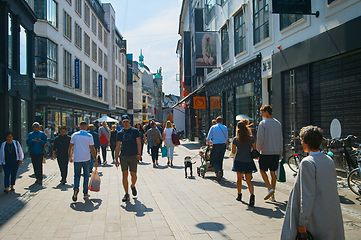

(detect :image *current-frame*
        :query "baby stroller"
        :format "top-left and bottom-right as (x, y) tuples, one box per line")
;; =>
(197, 146), (215, 178)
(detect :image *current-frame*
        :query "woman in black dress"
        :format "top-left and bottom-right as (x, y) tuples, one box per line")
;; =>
(0, 132), (24, 193)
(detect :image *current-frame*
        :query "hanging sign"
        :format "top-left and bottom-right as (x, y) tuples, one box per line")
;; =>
(98, 75), (103, 98)
(210, 96), (220, 109)
(75, 59), (80, 89)
(193, 97), (206, 109)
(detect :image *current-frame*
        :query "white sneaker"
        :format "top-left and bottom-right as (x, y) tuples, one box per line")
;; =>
(264, 188), (275, 200)
(270, 196), (276, 202)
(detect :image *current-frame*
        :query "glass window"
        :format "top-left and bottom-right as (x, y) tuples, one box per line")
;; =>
(8, 13), (12, 69)
(34, 0), (46, 19)
(74, 109), (83, 126)
(328, 0), (337, 4)
(104, 53), (108, 71)
(92, 41), (97, 62)
(104, 30), (108, 47)
(63, 11), (72, 40)
(92, 69), (97, 97)
(92, 14), (96, 34)
(104, 78), (108, 102)
(47, 0), (57, 28)
(84, 111), (91, 124)
(280, 14), (303, 30)
(98, 48), (103, 67)
(75, 0), (82, 15)
(205, 0), (216, 24)
(221, 24), (229, 64)
(63, 49), (72, 87)
(20, 25), (27, 75)
(85, 64), (90, 94)
(35, 37), (58, 81)
(21, 99), (29, 153)
(235, 82), (254, 123)
(98, 23), (102, 42)
(62, 107), (74, 129)
(47, 106), (61, 133)
(84, 2), (90, 25)
(234, 10), (246, 55)
(84, 32), (90, 56)
(75, 23), (82, 48)
(9, 97), (13, 131)
(253, 0), (269, 44)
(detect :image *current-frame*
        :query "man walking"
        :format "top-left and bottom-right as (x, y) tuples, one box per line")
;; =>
(68, 121), (97, 201)
(257, 105), (283, 202)
(26, 122), (48, 185)
(115, 115), (142, 202)
(207, 116), (228, 181)
(52, 126), (71, 184)
(88, 124), (101, 172)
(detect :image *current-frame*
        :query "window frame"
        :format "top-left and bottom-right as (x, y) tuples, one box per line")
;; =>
(221, 24), (229, 64)
(75, 0), (82, 16)
(98, 23), (102, 42)
(63, 11), (72, 41)
(279, 14), (303, 30)
(98, 48), (103, 68)
(253, 0), (269, 45)
(84, 2), (90, 26)
(75, 22), (82, 49)
(234, 9), (246, 56)
(92, 69), (97, 97)
(92, 41), (97, 62)
(63, 49), (72, 87)
(84, 64), (90, 94)
(34, 37), (58, 82)
(91, 13), (97, 35)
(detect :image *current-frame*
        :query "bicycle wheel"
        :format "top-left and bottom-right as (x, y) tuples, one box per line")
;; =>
(347, 168), (361, 196)
(287, 155), (299, 173)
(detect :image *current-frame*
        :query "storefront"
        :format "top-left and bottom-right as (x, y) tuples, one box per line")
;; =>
(272, 16), (361, 167)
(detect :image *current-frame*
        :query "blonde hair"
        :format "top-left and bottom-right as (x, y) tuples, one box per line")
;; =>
(165, 121), (172, 129)
(102, 120), (110, 130)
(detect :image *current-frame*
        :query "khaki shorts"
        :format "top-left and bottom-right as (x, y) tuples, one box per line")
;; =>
(120, 155), (138, 173)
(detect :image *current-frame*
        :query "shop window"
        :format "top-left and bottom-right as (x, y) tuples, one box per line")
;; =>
(221, 24), (229, 64)
(85, 64), (90, 94)
(92, 13), (97, 35)
(253, 0), (269, 44)
(35, 37), (58, 81)
(75, 23), (82, 49)
(20, 25), (27, 75)
(84, 111), (91, 124)
(8, 13), (12, 69)
(63, 49), (72, 87)
(235, 82), (254, 122)
(92, 69), (97, 97)
(280, 14), (303, 30)
(92, 41), (97, 62)
(84, 33), (90, 56)
(34, 0), (58, 28)
(75, 0), (81, 16)
(84, 2), (90, 26)
(63, 11), (72, 40)
(234, 9), (246, 55)
(63, 107), (74, 128)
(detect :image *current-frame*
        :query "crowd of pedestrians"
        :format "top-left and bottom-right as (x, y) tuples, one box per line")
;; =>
(0, 105), (345, 239)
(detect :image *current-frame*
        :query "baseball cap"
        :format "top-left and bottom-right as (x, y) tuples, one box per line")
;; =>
(32, 122), (40, 127)
(121, 115), (130, 122)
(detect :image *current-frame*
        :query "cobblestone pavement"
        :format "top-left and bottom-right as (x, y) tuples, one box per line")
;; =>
(0, 140), (360, 239)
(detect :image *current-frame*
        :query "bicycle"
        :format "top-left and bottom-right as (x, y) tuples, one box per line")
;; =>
(334, 135), (358, 175)
(285, 137), (307, 173)
(347, 145), (361, 196)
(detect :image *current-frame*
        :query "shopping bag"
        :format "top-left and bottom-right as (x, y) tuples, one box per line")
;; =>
(172, 129), (181, 145)
(162, 146), (168, 158)
(277, 159), (286, 182)
(100, 133), (108, 145)
(88, 170), (101, 192)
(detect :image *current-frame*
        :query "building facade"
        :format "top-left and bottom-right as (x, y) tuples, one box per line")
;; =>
(177, 0), (361, 159)
(0, 0), (37, 152)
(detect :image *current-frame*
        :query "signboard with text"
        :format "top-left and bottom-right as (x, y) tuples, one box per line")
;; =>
(75, 59), (80, 89)
(98, 75), (103, 98)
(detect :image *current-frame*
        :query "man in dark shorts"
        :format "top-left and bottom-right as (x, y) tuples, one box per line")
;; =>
(115, 115), (142, 202)
(257, 105), (283, 201)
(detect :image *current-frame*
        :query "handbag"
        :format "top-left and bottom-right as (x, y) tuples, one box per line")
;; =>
(162, 146), (168, 158)
(88, 170), (101, 192)
(151, 128), (161, 144)
(295, 230), (314, 240)
(251, 148), (260, 159)
(171, 129), (180, 145)
(100, 132), (108, 145)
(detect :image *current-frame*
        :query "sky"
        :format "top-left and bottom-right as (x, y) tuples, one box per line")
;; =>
(103, 0), (182, 96)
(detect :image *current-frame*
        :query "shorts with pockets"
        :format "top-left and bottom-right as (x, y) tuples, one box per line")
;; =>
(259, 155), (279, 172)
(120, 155), (138, 173)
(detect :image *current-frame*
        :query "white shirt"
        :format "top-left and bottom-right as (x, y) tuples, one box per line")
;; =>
(70, 130), (94, 162)
(164, 128), (174, 139)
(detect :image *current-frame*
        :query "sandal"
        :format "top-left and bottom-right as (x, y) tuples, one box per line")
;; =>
(4, 189), (10, 194)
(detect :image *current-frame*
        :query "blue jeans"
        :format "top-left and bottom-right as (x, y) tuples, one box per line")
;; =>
(3, 163), (19, 188)
(74, 160), (90, 194)
(165, 139), (175, 160)
(211, 144), (226, 173)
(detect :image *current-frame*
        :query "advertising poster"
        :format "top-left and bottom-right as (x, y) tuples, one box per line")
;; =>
(195, 32), (217, 68)
(162, 109), (174, 123)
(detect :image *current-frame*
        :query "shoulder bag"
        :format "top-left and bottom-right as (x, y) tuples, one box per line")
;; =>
(171, 129), (180, 145)
(151, 128), (161, 144)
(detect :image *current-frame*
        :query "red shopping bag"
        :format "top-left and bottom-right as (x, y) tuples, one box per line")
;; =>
(88, 170), (101, 192)
(100, 133), (108, 145)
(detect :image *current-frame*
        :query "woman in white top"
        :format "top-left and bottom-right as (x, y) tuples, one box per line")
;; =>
(162, 121), (175, 166)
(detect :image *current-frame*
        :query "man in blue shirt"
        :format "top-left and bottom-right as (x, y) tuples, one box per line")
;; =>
(26, 122), (48, 184)
(115, 115), (141, 202)
(116, 122), (122, 132)
(207, 116), (228, 181)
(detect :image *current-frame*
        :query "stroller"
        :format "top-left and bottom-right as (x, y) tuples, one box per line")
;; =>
(197, 146), (215, 178)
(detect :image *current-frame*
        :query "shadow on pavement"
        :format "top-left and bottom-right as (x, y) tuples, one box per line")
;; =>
(121, 198), (153, 217)
(138, 162), (151, 166)
(169, 165), (184, 169)
(180, 142), (202, 150)
(339, 195), (356, 205)
(53, 183), (73, 191)
(70, 198), (102, 212)
(246, 203), (285, 219)
(196, 222), (227, 237)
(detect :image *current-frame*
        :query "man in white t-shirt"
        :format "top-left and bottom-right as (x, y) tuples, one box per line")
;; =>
(68, 121), (97, 202)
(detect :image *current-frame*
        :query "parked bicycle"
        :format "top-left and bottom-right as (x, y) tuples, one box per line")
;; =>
(334, 135), (358, 175)
(347, 145), (361, 196)
(285, 137), (307, 173)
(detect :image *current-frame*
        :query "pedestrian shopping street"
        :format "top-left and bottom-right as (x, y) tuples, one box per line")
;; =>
(0, 140), (360, 240)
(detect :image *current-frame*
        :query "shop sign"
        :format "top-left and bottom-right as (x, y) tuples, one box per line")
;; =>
(98, 75), (103, 98)
(75, 59), (80, 89)
(210, 96), (220, 109)
(193, 97), (206, 109)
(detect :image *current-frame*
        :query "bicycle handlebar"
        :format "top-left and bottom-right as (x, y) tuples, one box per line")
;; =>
(334, 135), (357, 142)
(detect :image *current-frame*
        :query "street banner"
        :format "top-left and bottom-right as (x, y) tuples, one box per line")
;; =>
(193, 97), (206, 109)
(75, 59), (80, 89)
(55, 112), (59, 132)
(62, 113), (66, 126)
(98, 75), (103, 98)
(210, 96), (221, 109)
(195, 32), (217, 68)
